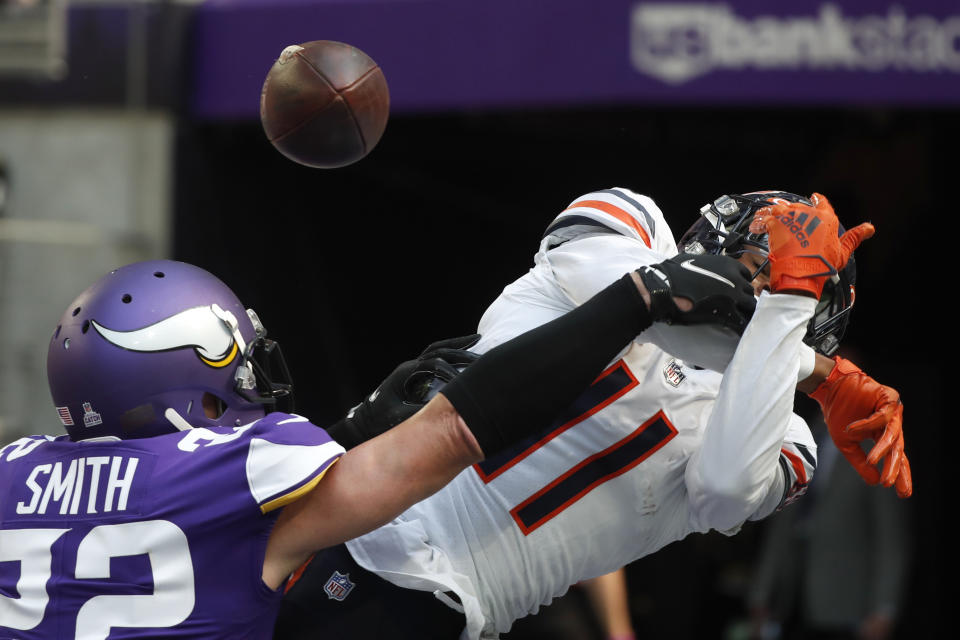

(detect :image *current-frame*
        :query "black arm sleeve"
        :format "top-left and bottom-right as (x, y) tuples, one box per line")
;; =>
(441, 274), (651, 456)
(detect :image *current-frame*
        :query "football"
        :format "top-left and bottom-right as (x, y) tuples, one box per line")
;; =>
(260, 40), (390, 168)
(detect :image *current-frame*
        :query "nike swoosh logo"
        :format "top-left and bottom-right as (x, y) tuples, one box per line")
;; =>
(680, 259), (735, 288)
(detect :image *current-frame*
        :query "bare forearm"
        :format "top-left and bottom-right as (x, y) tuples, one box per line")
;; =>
(359, 394), (483, 508)
(797, 352), (837, 394)
(319, 396), (480, 534)
(264, 395), (479, 587)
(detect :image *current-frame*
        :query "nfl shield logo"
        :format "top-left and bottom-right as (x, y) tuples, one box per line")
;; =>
(663, 360), (686, 387)
(324, 571), (355, 601)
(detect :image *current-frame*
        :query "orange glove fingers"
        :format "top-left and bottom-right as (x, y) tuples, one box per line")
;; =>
(837, 222), (875, 267)
(895, 455), (913, 498)
(862, 404), (902, 467)
(845, 406), (894, 435)
(878, 437), (902, 488)
(808, 356), (911, 497)
(836, 443), (881, 485)
(810, 192), (836, 214)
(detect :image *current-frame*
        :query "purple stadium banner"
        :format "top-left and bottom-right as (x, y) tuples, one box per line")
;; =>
(192, 0), (960, 118)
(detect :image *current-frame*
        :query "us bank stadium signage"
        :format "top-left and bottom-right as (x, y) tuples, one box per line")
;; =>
(631, 3), (960, 85)
(190, 0), (960, 118)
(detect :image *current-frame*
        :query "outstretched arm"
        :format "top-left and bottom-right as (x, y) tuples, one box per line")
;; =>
(687, 193), (895, 530)
(685, 291), (817, 531)
(263, 393), (478, 587)
(265, 273), (649, 587)
(328, 254), (757, 450)
(264, 256), (757, 587)
(758, 195), (910, 498)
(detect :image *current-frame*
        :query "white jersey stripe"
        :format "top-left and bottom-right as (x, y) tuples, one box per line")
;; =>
(245, 438), (344, 511)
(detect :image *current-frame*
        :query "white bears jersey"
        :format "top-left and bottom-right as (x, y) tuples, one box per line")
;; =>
(346, 189), (818, 639)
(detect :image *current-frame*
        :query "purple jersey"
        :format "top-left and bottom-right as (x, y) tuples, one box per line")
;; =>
(0, 413), (344, 639)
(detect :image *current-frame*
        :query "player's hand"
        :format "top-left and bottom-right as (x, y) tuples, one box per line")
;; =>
(808, 356), (912, 498)
(753, 193), (874, 299)
(636, 253), (757, 334)
(326, 334), (481, 449)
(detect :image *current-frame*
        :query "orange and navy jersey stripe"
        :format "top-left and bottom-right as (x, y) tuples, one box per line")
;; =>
(284, 554), (315, 594)
(543, 188), (657, 249)
(778, 440), (816, 508)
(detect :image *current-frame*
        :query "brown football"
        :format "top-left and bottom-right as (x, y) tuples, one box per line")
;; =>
(260, 40), (390, 168)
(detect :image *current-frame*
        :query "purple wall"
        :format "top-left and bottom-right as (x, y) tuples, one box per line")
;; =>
(191, 0), (960, 119)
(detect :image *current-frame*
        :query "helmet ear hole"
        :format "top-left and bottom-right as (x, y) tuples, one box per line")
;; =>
(201, 392), (226, 420)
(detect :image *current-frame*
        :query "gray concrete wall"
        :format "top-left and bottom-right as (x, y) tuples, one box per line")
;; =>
(0, 109), (172, 441)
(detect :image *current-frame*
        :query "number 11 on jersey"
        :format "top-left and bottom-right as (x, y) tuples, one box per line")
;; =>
(474, 360), (678, 535)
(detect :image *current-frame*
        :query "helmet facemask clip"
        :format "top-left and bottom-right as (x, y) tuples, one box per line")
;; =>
(234, 309), (295, 413)
(210, 303), (295, 413)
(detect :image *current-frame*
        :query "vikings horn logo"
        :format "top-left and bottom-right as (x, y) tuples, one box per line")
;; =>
(91, 305), (241, 368)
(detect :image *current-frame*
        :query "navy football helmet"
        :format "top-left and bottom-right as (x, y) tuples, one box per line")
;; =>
(678, 191), (856, 356)
(47, 260), (293, 441)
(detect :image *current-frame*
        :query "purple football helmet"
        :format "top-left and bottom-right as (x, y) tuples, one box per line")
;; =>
(47, 260), (293, 441)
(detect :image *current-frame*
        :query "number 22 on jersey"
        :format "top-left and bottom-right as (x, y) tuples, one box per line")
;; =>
(474, 359), (678, 534)
(0, 520), (195, 638)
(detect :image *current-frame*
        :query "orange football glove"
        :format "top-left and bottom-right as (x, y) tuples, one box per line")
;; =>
(753, 193), (875, 299)
(809, 357), (912, 498)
